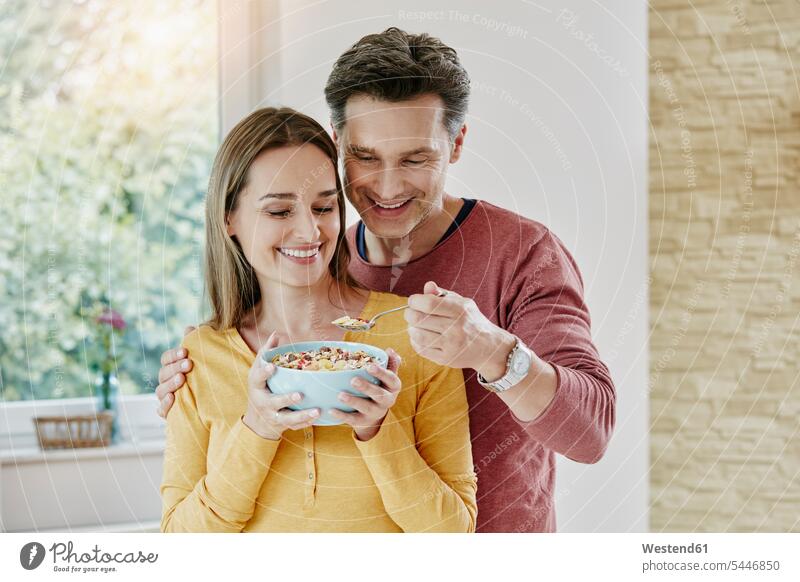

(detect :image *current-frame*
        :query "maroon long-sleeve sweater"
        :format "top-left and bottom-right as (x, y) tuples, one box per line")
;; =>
(346, 200), (616, 532)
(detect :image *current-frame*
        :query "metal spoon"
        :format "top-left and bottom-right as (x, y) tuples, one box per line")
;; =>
(332, 290), (448, 332)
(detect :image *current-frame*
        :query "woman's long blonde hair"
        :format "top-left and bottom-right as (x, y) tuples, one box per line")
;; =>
(203, 107), (361, 331)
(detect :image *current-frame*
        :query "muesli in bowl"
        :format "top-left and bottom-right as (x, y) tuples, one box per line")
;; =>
(271, 346), (377, 371)
(260, 341), (389, 426)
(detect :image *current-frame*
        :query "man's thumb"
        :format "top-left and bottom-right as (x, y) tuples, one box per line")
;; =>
(424, 281), (449, 297)
(424, 281), (441, 295)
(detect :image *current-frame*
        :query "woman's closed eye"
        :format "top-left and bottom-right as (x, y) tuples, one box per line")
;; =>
(264, 206), (335, 218)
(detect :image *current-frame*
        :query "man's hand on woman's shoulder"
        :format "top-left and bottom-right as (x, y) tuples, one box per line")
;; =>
(156, 325), (196, 419)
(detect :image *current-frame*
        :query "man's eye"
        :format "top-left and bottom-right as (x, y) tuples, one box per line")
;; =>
(356, 155), (376, 162)
(405, 158), (426, 165)
(313, 207), (335, 214)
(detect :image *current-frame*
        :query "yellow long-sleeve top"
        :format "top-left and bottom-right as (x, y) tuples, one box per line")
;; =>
(160, 290), (477, 532)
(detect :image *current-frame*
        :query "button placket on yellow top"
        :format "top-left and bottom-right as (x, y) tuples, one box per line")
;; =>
(303, 426), (317, 508)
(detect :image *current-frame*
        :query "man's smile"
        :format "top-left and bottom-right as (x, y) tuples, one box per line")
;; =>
(366, 195), (415, 217)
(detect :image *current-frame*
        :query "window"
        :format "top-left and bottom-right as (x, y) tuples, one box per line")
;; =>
(0, 0), (218, 401)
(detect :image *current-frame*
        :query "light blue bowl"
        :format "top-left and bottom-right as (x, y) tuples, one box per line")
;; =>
(260, 341), (389, 426)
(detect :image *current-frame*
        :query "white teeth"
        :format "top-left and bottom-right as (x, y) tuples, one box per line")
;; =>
(279, 247), (319, 258)
(375, 200), (408, 209)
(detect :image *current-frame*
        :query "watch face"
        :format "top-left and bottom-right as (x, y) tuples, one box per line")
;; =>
(511, 349), (531, 375)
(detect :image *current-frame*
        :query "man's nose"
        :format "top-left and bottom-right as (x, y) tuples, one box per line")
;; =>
(374, 167), (404, 200)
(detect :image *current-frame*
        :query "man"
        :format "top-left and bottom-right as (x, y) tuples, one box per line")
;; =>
(156, 27), (616, 532)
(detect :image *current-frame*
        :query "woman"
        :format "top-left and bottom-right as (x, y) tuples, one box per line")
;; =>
(159, 107), (476, 532)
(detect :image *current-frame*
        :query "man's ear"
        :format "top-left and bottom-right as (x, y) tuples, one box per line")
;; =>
(449, 123), (467, 164)
(330, 123), (339, 147)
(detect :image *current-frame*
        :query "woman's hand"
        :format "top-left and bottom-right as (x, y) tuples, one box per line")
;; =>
(242, 332), (320, 440)
(329, 348), (402, 442)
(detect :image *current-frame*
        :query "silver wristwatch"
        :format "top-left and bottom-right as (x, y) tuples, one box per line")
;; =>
(477, 337), (533, 393)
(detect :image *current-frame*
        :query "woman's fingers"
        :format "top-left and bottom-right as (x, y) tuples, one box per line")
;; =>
(337, 392), (381, 415)
(248, 358), (277, 391)
(386, 348), (402, 374)
(243, 336), (303, 438)
(348, 379), (393, 407)
(263, 330), (280, 350)
(328, 351), (403, 438)
(328, 409), (374, 429)
(269, 392), (303, 410)
(364, 363), (402, 393)
(328, 408), (358, 425)
(249, 333), (280, 387)
(275, 408), (320, 426)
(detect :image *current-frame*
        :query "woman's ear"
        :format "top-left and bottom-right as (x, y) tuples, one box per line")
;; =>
(226, 215), (235, 238)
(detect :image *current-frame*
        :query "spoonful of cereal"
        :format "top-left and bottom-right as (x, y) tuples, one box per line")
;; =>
(332, 290), (448, 332)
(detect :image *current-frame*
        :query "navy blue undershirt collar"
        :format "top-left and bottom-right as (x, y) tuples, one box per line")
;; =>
(355, 198), (477, 263)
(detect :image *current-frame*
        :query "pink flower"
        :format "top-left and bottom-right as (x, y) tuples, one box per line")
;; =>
(97, 308), (127, 330)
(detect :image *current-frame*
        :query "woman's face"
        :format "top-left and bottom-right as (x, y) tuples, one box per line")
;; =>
(226, 144), (340, 290)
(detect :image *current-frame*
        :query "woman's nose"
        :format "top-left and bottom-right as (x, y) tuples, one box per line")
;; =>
(291, 206), (321, 240)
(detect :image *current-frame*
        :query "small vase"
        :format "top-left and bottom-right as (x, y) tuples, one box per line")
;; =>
(95, 371), (120, 445)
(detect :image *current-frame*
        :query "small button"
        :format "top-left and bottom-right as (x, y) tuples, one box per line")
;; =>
(307, 451), (313, 458)
(308, 472), (314, 480)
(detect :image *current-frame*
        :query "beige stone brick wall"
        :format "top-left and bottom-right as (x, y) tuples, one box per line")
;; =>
(649, 0), (800, 531)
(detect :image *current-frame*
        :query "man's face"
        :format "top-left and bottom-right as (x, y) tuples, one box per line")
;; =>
(337, 93), (458, 239)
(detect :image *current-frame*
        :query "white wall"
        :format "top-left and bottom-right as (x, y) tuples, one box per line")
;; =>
(248, 0), (649, 532)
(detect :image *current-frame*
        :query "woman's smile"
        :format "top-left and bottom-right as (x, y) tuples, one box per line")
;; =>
(276, 242), (323, 264)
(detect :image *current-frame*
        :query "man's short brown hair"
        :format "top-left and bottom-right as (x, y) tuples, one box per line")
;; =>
(324, 27), (470, 139)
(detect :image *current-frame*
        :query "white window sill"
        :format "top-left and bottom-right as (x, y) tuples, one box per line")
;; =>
(0, 438), (165, 465)
(34, 520), (161, 534)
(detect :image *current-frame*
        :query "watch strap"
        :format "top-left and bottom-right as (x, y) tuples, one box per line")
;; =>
(477, 337), (524, 393)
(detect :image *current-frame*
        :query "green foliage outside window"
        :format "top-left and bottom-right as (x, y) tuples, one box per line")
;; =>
(0, 0), (218, 400)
